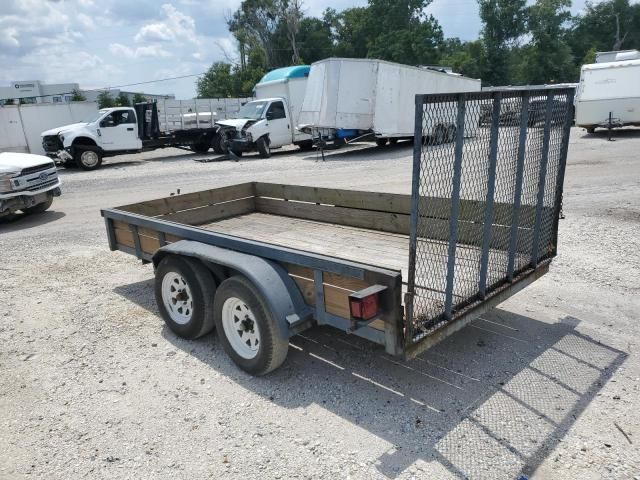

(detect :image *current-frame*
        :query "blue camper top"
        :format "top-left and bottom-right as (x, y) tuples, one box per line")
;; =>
(258, 66), (310, 84)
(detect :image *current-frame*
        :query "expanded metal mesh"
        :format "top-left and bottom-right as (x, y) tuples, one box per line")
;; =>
(406, 89), (574, 343)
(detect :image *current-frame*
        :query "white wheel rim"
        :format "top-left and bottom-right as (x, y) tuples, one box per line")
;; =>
(81, 151), (99, 167)
(221, 297), (260, 359)
(161, 272), (193, 325)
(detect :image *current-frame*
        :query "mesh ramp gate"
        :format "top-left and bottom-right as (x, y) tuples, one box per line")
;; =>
(405, 88), (575, 345)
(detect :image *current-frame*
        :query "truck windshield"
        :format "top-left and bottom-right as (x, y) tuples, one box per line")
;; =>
(84, 111), (109, 123)
(236, 101), (267, 120)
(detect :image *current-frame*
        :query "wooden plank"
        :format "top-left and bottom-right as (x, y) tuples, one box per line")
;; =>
(255, 182), (538, 225)
(256, 196), (411, 235)
(160, 197), (255, 225)
(117, 182), (255, 217)
(256, 182), (412, 215)
(285, 264), (371, 292)
(165, 233), (184, 243)
(139, 234), (161, 255)
(256, 197), (530, 251)
(114, 226), (134, 248)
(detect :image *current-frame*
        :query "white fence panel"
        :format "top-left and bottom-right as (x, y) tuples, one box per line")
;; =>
(157, 97), (253, 132)
(18, 102), (98, 155)
(0, 106), (28, 153)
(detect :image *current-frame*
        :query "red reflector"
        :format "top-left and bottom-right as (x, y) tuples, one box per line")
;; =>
(349, 293), (379, 321)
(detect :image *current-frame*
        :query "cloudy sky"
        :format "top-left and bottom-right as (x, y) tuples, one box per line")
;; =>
(0, 0), (596, 99)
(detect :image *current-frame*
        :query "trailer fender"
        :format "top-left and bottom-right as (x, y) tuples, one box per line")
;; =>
(153, 240), (313, 338)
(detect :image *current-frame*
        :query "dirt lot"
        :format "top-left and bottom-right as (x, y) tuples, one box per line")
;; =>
(1, 129), (639, 479)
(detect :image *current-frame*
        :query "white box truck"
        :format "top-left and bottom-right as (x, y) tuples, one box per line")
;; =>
(298, 58), (482, 147)
(575, 59), (640, 133)
(216, 66), (314, 158)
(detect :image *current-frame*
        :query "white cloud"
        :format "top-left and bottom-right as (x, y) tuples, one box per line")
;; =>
(134, 4), (197, 44)
(109, 43), (172, 59)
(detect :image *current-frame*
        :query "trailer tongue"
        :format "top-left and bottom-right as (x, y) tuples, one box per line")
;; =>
(102, 88), (575, 375)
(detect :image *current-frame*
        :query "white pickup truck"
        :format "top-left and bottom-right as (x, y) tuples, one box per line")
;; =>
(0, 152), (62, 220)
(216, 66), (314, 158)
(41, 103), (220, 170)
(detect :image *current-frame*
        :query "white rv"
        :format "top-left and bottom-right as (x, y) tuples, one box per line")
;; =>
(575, 59), (640, 133)
(298, 58), (482, 146)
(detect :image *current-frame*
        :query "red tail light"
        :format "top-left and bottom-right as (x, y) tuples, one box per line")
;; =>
(349, 285), (387, 321)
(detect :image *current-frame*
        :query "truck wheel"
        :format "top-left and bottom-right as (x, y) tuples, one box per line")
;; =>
(445, 125), (457, 143)
(296, 140), (314, 151)
(75, 148), (102, 170)
(214, 275), (288, 375)
(389, 138), (398, 145)
(191, 141), (210, 153)
(257, 137), (271, 158)
(430, 124), (447, 145)
(375, 138), (388, 147)
(212, 133), (228, 154)
(586, 127), (596, 134)
(155, 255), (216, 340)
(23, 195), (53, 214)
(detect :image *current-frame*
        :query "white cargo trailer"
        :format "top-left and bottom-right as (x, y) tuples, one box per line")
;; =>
(298, 58), (481, 146)
(575, 59), (640, 133)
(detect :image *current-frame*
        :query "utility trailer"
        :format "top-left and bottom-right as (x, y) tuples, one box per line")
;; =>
(102, 88), (574, 375)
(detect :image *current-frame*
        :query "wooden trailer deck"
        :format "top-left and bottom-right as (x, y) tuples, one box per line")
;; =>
(200, 213), (412, 278)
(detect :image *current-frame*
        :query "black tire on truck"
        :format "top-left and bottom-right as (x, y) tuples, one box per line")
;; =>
(295, 140), (314, 151)
(74, 148), (102, 170)
(375, 138), (388, 147)
(256, 136), (271, 158)
(23, 195), (53, 214)
(389, 138), (398, 145)
(191, 139), (211, 153)
(212, 133), (228, 154)
(213, 275), (289, 375)
(154, 255), (217, 340)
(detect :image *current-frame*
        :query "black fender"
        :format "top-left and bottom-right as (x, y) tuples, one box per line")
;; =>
(153, 240), (313, 338)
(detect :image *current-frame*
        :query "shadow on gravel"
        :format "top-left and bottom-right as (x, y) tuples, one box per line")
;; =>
(0, 210), (65, 232)
(114, 278), (626, 479)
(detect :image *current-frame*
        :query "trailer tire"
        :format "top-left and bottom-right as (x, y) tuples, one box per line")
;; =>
(23, 195), (53, 214)
(389, 138), (398, 145)
(214, 275), (288, 376)
(155, 255), (216, 340)
(75, 148), (102, 170)
(586, 127), (596, 134)
(257, 136), (271, 158)
(375, 138), (388, 147)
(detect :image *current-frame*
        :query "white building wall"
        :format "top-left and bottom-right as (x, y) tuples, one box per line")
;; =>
(0, 101), (98, 155)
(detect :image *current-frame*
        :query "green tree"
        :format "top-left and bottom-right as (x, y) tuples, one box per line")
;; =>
(70, 89), (86, 101)
(197, 62), (263, 98)
(515, 0), (574, 84)
(478, 0), (528, 85)
(97, 91), (115, 109)
(132, 93), (147, 104)
(115, 92), (131, 107)
(324, 7), (371, 58)
(297, 18), (334, 64)
(568, 0), (640, 68)
(440, 39), (485, 79)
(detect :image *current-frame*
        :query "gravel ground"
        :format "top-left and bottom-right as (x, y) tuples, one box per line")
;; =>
(1, 128), (639, 479)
